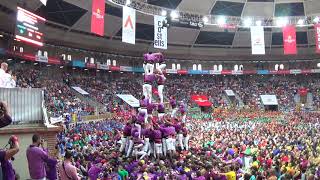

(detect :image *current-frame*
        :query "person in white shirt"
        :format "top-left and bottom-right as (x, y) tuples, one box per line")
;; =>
(0, 63), (16, 88)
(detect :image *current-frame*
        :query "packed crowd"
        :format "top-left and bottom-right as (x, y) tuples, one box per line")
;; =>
(53, 109), (320, 180)
(4, 60), (320, 116)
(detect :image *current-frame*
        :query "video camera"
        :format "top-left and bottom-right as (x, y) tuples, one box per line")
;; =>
(7, 135), (18, 161)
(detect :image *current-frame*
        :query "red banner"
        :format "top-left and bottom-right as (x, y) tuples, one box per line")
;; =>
(283, 26), (297, 55)
(299, 87), (308, 96)
(191, 95), (212, 107)
(315, 23), (320, 53)
(177, 70), (188, 75)
(91, 0), (105, 36)
(110, 66), (120, 71)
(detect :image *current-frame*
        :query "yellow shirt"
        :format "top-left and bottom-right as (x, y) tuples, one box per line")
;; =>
(225, 171), (236, 180)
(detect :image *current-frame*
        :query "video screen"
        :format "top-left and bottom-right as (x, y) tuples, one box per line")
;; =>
(15, 7), (46, 46)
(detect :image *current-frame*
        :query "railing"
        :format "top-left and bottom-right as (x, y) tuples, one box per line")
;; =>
(0, 88), (44, 124)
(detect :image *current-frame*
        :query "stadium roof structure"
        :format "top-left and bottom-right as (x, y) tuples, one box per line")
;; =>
(0, 0), (320, 61)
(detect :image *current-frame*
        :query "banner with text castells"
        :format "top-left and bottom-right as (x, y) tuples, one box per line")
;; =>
(122, 6), (136, 44)
(154, 15), (167, 49)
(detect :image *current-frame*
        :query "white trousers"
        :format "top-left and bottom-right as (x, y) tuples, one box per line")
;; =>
(156, 64), (166, 72)
(171, 108), (178, 118)
(155, 143), (163, 155)
(144, 63), (154, 75)
(126, 140), (133, 157)
(162, 138), (167, 156)
(143, 84), (152, 102)
(134, 123), (142, 138)
(166, 138), (176, 151)
(120, 137), (128, 153)
(177, 134), (184, 150)
(158, 85), (164, 104)
(184, 135), (190, 151)
(138, 108), (148, 123)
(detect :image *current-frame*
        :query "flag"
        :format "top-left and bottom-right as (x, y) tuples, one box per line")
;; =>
(283, 26), (297, 55)
(122, 6), (136, 44)
(250, 26), (265, 55)
(90, 0), (105, 36)
(154, 15), (167, 49)
(315, 23), (320, 53)
(39, 0), (47, 6)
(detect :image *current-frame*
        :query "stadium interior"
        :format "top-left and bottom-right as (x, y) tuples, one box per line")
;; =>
(0, 0), (320, 179)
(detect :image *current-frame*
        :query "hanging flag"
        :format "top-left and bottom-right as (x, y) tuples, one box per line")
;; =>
(154, 15), (167, 49)
(283, 26), (297, 55)
(90, 0), (105, 36)
(250, 26), (265, 55)
(315, 23), (320, 53)
(39, 0), (47, 6)
(122, 6), (136, 44)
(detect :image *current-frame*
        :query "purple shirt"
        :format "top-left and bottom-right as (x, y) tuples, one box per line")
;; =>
(157, 103), (165, 113)
(147, 103), (156, 114)
(144, 74), (155, 83)
(157, 75), (166, 85)
(123, 125), (132, 136)
(139, 99), (149, 108)
(170, 99), (177, 108)
(153, 129), (162, 140)
(0, 150), (15, 180)
(26, 145), (51, 179)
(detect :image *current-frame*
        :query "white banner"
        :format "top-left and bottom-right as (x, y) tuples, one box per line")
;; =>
(116, 94), (140, 107)
(72, 86), (89, 95)
(154, 15), (167, 49)
(260, 95), (278, 105)
(225, 90), (235, 96)
(122, 6), (136, 44)
(50, 116), (63, 124)
(251, 26), (265, 55)
(35, 55), (48, 63)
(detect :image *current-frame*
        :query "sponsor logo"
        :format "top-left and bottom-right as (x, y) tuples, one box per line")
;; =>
(93, 8), (104, 19)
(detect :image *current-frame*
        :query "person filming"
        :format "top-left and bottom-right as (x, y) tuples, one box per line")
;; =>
(0, 135), (20, 180)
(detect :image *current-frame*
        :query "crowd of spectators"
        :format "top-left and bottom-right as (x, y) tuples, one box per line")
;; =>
(4, 61), (320, 116)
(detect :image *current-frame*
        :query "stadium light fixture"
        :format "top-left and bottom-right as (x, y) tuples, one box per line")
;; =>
(202, 16), (209, 23)
(243, 18), (252, 27)
(170, 11), (179, 19)
(255, 20), (262, 26)
(161, 10), (167, 17)
(60, 66), (64, 69)
(314, 17), (320, 23)
(34, 63), (38, 65)
(276, 18), (288, 27)
(7, 58), (12, 61)
(217, 16), (226, 25)
(0, 34), (3, 37)
(297, 19), (304, 26)
(20, 61), (25, 64)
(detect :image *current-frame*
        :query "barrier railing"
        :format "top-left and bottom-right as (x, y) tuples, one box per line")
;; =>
(0, 88), (44, 124)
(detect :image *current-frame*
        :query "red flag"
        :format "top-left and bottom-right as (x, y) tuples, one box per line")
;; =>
(91, 0), (105, 36)
(283, 26), (297, 55)
(315, 23), (320, 53)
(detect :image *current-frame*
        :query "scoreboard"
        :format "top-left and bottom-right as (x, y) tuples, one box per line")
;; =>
(15, 7), (46, 46)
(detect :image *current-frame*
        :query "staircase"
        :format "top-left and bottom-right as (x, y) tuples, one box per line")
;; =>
(234, 93), (245, 108)
(294, 93), (300, 105)
(222, 94), (231, 107)
(70, 88), (106, 114)
(306, 92), (314, 109)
